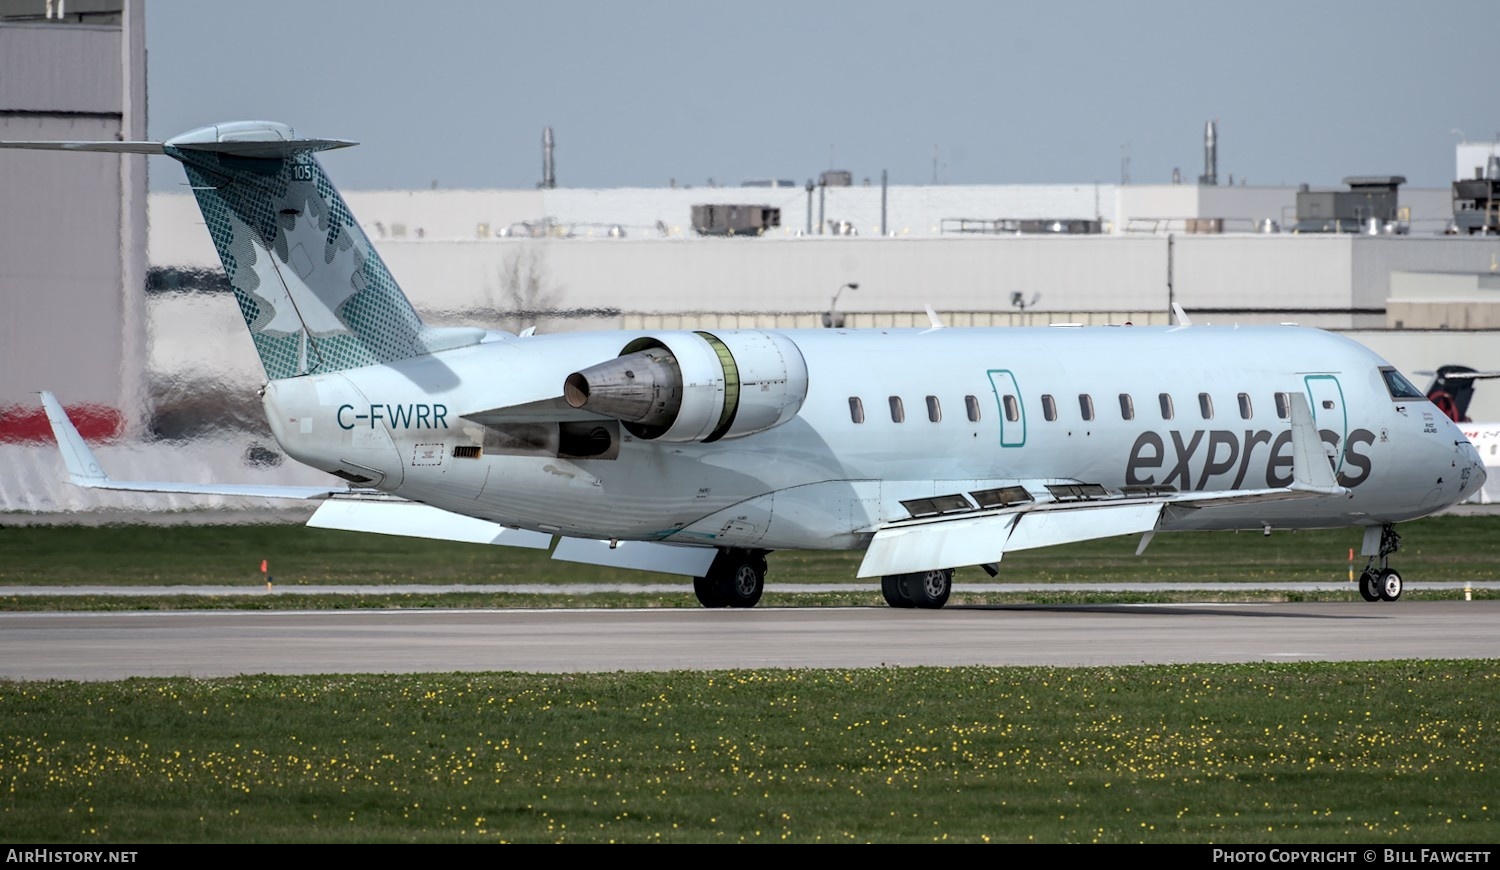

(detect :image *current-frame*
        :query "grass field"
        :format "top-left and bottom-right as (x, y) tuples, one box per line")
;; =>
(1, 514), (1497, 843)
(2, 663), (1497, 844)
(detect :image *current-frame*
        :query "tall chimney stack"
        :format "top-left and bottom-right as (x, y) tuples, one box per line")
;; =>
(541, 127), (556, 189)
(1198, 120), (1218, 186)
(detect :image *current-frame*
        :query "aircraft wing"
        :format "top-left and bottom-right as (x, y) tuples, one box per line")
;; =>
(305, 496), (554, 548)
(39, 391), (346, 499)
(858, 393), (1347, 577)
(306, 497), (716, 573)
(41, 392), (716, 572)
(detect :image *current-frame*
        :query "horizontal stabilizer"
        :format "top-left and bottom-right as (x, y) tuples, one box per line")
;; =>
(0, 121), (355, 159)
(552, 538), (719, 577)
(307, 498), (553, 548)
(39, 391), (343, 500)
(1414, 370), (1500, 380)
(0, 140), (166, 154)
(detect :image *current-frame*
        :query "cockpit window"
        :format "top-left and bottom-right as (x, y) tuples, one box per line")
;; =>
(1381, 367), (1426, 400)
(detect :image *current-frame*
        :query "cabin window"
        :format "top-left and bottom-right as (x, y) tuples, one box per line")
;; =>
(1079, 394), (1095, 421)
(1238, 392), (1253, 419)
(965, 395), (981, 422)
(1003, 395), (1020, 422)
(926, 395), (942, 422)
(849, 397), (865, 423)
(889, 396), (905, 423)
(1274, 392), (1290, 419)
(1119, 393), (1134, 420)
(1159, 393), (1174, 420)
(1041, 394), (1057, 422)
(1198, 392), (1214, 419)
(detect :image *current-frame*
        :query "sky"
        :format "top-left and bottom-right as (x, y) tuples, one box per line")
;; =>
(143, 0), (1499, 193)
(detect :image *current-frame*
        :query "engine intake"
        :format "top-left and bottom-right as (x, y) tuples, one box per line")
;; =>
(564, 330), (808, 442)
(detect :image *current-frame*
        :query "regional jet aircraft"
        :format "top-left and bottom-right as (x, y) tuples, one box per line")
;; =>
(4, 122), (1485, 607)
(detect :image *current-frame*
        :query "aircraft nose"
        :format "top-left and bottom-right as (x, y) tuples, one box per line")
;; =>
(1458, 438), (1486, 500)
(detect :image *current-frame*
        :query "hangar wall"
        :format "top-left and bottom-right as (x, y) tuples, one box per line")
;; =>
(0, 2), (147, 441)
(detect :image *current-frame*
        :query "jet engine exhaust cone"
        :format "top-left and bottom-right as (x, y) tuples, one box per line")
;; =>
(563, 349), (682, 427)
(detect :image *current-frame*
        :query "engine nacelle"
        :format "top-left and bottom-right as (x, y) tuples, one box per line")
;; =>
(563, 330), (808, 442)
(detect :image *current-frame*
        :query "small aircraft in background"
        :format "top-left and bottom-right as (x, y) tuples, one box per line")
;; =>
(4, 121), (1486, 608)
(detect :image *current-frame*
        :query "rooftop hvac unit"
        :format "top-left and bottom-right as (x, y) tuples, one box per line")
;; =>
(691, 204), (781, 237)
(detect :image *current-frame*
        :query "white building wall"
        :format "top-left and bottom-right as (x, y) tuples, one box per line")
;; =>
(1171, 236), (1356, 320)
(0, 9), (147, 430)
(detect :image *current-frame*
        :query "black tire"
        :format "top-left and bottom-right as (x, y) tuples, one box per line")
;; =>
(695, 549), (766, 609)
(724, 558), (765, 608)
(881, 574), (914, 608)
(1377, 568), (1403, 602)
(693, 575), (728, 608)
(1358, 569), (1381, 602)
(900, 568), (953, 609)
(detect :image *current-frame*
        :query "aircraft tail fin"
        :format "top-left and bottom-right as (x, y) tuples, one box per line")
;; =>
(161, 122), (483, 379)
(2, 122), (483, 380)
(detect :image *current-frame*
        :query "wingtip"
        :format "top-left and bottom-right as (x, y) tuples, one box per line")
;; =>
(37, 391), (110, 484)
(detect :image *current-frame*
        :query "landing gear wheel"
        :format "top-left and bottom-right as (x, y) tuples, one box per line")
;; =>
(694, 575), (728, 608)
(1377, 568), (1403, 602)
(900, 568), (953, 609)
(693, 549), (767, 609)
(1359, 524), (1405, 604)
(882, 574), (914, 608)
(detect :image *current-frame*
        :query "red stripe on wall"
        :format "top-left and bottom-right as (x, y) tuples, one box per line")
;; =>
(0, 405), (124, 443)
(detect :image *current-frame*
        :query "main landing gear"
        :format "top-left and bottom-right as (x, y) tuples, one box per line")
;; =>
(1357, 524), (1404, 603)
(881, 568), (953, 609)
(693, 547), (768, 608)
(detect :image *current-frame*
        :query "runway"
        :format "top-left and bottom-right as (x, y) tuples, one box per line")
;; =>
(2, 600), (1496, 682)
(4, 581), (1499, 596)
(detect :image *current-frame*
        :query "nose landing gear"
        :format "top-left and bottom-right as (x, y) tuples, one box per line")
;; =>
(1357, 525), (1403, 603)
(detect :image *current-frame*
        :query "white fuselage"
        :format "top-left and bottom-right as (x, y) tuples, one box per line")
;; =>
(261, 324), (1486, 550)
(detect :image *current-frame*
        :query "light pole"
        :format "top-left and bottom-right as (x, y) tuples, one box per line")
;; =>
(823, 282), (858, 328)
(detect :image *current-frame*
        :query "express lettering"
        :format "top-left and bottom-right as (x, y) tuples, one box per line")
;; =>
(336, 403), (449, 430)
(1126, 428), (1375, 490)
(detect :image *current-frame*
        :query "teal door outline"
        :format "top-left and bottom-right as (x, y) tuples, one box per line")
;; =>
(1303, 374), (1347, 476)
(987, 369), (1026, 447)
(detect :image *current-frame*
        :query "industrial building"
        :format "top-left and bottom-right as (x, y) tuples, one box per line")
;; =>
(5, 2), (1500, 512)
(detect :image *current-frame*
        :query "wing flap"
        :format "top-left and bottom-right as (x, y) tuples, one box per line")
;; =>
(857, 501), (1164, 578)
(551, 538), (719, 577)
(1004, 502), (1165, 552)
(857, 513), (1018, 579)
(307, 498), (553, 548)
